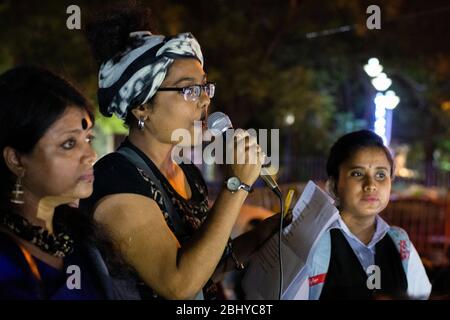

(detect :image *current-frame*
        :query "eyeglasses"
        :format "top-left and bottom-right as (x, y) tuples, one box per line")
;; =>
(157, 82), (215, 102)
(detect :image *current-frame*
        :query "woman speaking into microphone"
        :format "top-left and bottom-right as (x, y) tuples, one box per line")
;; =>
(81, 3), (286, 300)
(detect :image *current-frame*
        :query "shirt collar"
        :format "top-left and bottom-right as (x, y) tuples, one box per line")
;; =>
(331, 215), (390, 249)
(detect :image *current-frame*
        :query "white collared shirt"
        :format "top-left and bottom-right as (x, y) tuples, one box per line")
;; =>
(333, 216), (432, 299)
(334, 215), (390, 273)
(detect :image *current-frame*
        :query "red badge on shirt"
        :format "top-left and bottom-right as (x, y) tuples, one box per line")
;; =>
(399, 240), (410, 260)
(309, 273), (327, 287)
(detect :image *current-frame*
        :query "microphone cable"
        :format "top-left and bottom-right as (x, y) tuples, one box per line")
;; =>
(274, 188), (284, 300)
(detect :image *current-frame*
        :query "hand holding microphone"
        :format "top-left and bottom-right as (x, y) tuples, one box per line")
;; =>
(207, 112), (281, 196)
(208, 112), (285, 300)
(226, 129), (264, 188)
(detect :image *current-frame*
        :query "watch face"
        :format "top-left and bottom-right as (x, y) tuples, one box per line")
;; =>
(227, 177), (241, 191)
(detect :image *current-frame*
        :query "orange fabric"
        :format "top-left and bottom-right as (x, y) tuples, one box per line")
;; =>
(166, 166), (191, 200)
(16, 242), (42, 282)
(168, 177), (190, 200)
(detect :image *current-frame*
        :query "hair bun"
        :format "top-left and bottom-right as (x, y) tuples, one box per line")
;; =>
(85, 2), (156, 65)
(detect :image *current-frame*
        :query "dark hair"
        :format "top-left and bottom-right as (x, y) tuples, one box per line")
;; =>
(85, 1), (157, 127)
(0, 66), (132, 277)
(326, 130), (394, 186)
(85, 1), (157, 66)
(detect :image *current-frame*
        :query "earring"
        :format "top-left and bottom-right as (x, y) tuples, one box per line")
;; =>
(137, 117), (145, 131)
(10, 175), (24, 205)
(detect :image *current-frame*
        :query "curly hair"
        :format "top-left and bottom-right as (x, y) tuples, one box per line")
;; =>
(85, 1), (158, 65)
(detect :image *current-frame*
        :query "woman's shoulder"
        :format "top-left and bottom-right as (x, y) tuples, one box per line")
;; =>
(94, 152), (138, 177)
(388, 226), (410, 241)
(81, 152), (155, 212)
(94, 151), (162, 188)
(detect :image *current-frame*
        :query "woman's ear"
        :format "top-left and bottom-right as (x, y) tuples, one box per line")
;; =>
(327, 178), (341, 209)
(327, 178), (337, 198)
(3, 146), (25, 177)
(130, 104), (150, 121)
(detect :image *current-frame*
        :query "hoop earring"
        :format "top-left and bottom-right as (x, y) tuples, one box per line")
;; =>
(11, 175), (24, 205)
(137, 117), (145, 131)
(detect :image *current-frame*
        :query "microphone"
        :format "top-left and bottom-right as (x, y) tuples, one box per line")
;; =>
(207, 112), (281, 196)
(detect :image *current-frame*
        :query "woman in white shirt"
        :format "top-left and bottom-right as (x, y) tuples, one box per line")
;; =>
(299, 130), (431, 300)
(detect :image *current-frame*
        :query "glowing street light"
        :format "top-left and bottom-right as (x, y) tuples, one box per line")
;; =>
(365, 58), (400, 146)
(373, 91), (400, 146)
(383, 90), (400, 109)
(371, 73), (392, 91)
(374, 90), (400, 110)
(364, 58), (383, 78)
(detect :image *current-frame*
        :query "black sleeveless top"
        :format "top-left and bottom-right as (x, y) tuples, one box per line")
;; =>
(320, 229), (408, 300)
(80, 139), (216, 299)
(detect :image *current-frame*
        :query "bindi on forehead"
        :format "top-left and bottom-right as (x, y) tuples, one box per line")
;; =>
(81, 117), (92, 130)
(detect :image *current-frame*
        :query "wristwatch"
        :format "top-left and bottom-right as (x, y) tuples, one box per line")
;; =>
(225, 176), (252, 193)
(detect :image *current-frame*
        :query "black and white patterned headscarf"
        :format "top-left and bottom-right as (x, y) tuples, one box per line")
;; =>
(98, 32), (204, 119)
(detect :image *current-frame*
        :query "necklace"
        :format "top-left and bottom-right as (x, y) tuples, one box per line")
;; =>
(0, 211), (74, 257)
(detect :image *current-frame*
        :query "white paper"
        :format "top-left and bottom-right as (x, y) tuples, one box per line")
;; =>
(242, 180), (339, 300)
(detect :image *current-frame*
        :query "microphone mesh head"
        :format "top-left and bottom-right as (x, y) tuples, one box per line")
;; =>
(207, 112), (233, 134)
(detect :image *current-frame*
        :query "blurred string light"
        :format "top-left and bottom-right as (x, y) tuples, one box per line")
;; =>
(374, 91), (400, 110)
(382, 91), (400, 110)
(284, 113), (295, 126)
(364, 58), (383, 77)
(371, 73), (392, 91)
(305, 5), (450, 39)
(364, 58), (400, 146)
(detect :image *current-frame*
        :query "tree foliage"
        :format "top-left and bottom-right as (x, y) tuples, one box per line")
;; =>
(0, 0), (449, 163)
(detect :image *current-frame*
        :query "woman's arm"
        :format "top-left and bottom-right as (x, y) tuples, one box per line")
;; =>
(94, 187), (250, 300)
(406, 243), (432, 299)
(94, 131), (262, 299)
